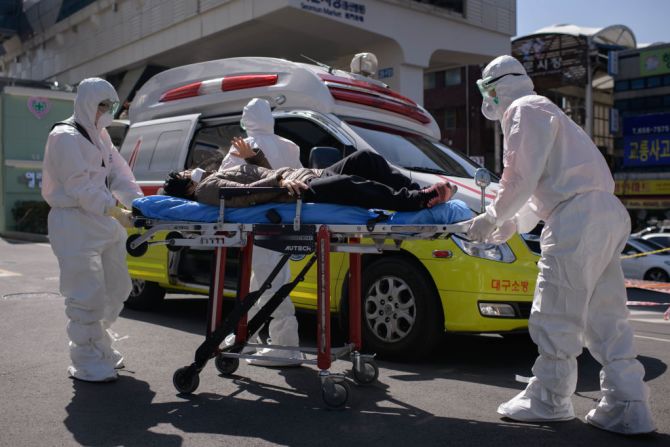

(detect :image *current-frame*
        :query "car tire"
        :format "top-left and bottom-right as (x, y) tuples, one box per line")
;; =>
(644, 268), (670, 283)
(125, 279), (166, 310)
(357, 257), (443, 360)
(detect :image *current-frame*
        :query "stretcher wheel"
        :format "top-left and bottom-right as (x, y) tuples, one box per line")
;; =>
(214, 354), (239, 375)
(352, 358), (379, 385)
(173, 366), (200, 394)
(165, 231), (184, 252)
(126, 234), (148, 257)
(321, 378), (350, 409)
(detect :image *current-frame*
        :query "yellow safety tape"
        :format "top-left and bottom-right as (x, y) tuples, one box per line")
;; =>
(621, 246), (670, 259)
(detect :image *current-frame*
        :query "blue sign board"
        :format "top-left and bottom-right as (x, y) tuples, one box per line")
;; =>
(622, 113), (670, 167)
(378, 67), (394, 79)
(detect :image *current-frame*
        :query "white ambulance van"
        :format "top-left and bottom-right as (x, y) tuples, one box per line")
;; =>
(120, 56), (539, 359)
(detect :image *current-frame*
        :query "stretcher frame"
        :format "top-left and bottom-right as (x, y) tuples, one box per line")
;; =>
(127, 187), (469, 408)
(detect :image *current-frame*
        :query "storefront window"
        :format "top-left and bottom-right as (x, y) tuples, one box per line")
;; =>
(424, 72), (436, 90)
(614, 80), (629, 91)
(413, 0), (464, 15)
(631, 78), (645, 90)
(647, 76), (661, 88)
(444, 109), (457, 129)
(444, 68), (462, 86)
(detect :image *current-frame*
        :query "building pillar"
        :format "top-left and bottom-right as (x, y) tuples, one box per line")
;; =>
(393, 63), (426, 106)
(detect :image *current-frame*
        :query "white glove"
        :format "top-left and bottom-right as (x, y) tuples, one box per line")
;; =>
(105, 206), (133, 228)
(467, 212), (497, 242)
(485, 219), (517, 245)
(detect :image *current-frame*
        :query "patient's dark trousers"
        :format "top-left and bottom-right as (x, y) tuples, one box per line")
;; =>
(302, 150), (426, 211)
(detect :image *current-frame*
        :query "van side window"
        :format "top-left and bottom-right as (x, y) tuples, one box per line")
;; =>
(149, 130), (183, 172)
(274, 118), (344, 167)
(120, 117), (199, 182)
(187, 124), (244, 171)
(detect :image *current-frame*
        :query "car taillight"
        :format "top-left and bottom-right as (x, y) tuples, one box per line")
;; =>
(160, 81), (202, 102)
(159, 74), (279, 102)
(320, 74), (431, 124)
(222, 74), (278, 91)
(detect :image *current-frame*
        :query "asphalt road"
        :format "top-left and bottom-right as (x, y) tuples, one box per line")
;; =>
(0, 237), (668, 447)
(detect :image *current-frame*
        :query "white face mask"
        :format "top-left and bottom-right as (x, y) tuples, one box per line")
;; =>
(96, 112), (114, 130)
(191, 168), (206, 184)
(481, 96), (502, 121)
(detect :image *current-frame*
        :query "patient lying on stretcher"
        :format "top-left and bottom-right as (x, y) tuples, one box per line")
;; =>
(162, 138), (457, 211)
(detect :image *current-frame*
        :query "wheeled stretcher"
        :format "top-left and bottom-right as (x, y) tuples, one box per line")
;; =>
(126, 188), (471, 408)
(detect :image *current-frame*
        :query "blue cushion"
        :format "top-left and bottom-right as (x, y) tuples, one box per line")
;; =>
(132, 195), (473, 225)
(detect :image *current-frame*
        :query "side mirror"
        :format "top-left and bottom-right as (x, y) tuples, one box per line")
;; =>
(308, 146), (343, 169)
(474, 168), (491, 213)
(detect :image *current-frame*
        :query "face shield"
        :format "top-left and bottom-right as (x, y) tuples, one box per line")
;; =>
(98, 99), (120, 116)
(476, 73), (524, 121)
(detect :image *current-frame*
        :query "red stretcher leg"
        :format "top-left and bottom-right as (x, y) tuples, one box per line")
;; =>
(348, 238), (362, 351)
(207, 247), (227, 336)
(317, 225), (331, 370)
(235, 233), (254, 343)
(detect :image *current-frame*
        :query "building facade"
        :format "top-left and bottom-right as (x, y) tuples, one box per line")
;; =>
(612, 42), (670, 230)
(1, 0), (516, 107)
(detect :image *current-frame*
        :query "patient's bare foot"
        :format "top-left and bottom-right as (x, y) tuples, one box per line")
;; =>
(424, 182), (458, 208)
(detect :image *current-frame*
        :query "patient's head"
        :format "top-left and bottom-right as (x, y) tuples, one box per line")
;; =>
(163, 170), (197, 200)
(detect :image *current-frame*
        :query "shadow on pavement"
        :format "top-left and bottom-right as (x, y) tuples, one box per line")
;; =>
(64, 373), (669, 447)
(121, 299), (667, 396)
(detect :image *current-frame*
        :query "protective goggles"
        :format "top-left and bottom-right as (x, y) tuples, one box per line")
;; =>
(98, 100), (120, 115)
(476, 72), (524, 98)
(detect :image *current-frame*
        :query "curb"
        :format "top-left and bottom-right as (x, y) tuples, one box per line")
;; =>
(0, 231), (49, 243)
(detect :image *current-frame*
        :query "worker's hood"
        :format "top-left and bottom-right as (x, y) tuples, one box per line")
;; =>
(240, 98), (274, 135)
(73, 77), (119, 137)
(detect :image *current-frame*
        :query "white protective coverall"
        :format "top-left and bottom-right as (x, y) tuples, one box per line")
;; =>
(220, 98), (303, 366)
(468, 56), (655, 434)
(42, 78), (143, 382)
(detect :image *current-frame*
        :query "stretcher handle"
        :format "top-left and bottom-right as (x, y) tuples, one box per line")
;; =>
(219, 187), (288, 198)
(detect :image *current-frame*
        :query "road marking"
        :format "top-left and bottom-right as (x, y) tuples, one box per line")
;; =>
(0, 269), (21, 277)
(634, 335), (670, 343)
(631, 318), (668, 324)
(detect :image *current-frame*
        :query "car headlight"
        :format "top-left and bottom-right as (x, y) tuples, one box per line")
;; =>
(451, 234), (516, 263)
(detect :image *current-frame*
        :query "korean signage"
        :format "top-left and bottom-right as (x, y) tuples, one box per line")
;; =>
(491, 279), (529, 293)
(640, 47), (670, 76)
(615, 179), (670, 196)
(512, 34), (587, 88)
(300, 0), (366, 23)
(622, 113), (670, 167)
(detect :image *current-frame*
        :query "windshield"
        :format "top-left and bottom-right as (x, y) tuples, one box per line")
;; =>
(633, 238), (670, 256)
(347, 122), (496, 180)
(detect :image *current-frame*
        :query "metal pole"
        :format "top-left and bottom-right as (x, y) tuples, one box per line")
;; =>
(465, 65), (470, 156)
(585, 37), (594, 138)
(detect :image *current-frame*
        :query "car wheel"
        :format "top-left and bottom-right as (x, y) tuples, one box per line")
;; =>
(359, 257), (442, 360)
(644, 268), (670, 283)
(125, 279), (166, 310)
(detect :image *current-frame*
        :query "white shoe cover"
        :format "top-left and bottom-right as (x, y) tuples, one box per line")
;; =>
(223, 333), (256, 354)
(68, 365), (118, 383)
(585, 398), (656, 435)
(497, 378), (575, 422)
(246, 348), (304, 367)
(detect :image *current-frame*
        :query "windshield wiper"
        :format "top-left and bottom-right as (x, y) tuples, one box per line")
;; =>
(403, 166), (449, 175)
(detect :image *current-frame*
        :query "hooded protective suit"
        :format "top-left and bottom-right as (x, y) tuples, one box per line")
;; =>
(220, 98), (303, 366)
(469, 56), (655, 434)
(42, 78), (143, 382)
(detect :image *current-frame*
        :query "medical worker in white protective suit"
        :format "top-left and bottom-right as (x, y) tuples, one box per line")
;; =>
(220, 98), (303, 366)
(467, 55), (655, 434)
(42, 78), (143, 382)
